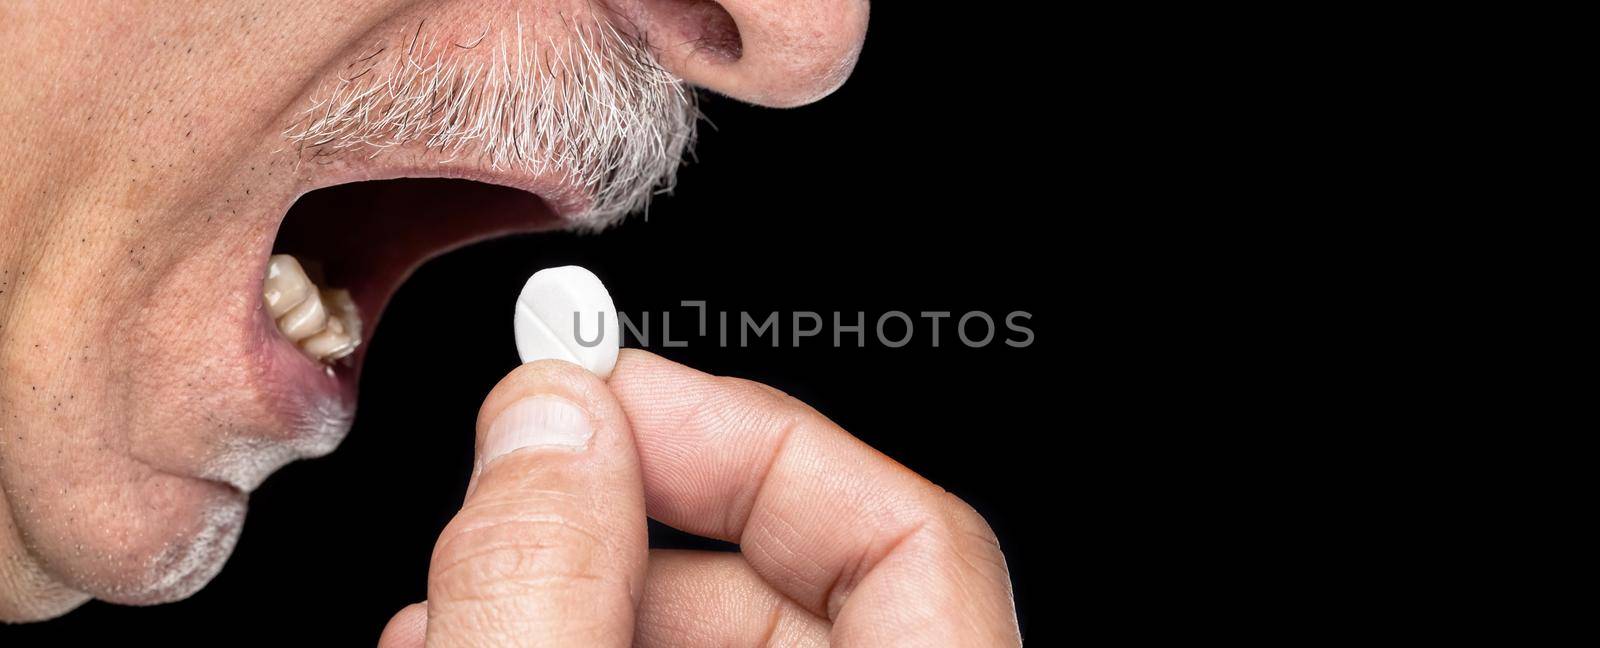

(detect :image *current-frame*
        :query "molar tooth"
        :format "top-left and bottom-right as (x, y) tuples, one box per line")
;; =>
(264, 255), (363, 364)
(321, 288), (363, 342)
(263, 255), (313, 319)
(277, 289), (328, 342)
(300, 317), (357, 361)
(305, 334), (357, 361)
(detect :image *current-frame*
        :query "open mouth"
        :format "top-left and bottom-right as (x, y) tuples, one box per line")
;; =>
(258, 177), (564, 409)
(207, 8), (695, 489)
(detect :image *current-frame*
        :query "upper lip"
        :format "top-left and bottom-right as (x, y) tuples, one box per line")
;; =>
(293, 159), (596, 221)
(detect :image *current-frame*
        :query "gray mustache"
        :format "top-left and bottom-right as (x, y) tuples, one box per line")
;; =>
(283, 12), (698, 228)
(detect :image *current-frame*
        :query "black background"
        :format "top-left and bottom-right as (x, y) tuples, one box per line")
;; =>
(5, 4), (1057, 644)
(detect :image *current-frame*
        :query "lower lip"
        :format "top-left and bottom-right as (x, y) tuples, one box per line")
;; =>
(249, 297), (359, 428)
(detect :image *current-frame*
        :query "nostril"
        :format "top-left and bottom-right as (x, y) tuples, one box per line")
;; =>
(638, 0), (741, 61)
(615, 0), (866, 107)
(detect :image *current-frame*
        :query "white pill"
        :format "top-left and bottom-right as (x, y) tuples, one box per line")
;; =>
(514, 265), (620, 378)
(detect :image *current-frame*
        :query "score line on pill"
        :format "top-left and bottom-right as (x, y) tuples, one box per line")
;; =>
(514, 265), (620, 379)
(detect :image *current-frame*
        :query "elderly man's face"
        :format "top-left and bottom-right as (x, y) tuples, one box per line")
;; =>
(0, 0), (866, 619)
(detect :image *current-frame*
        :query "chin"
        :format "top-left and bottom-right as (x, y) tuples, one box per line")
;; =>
(14, 466), (247, 608)
(101, 496), (248, 606)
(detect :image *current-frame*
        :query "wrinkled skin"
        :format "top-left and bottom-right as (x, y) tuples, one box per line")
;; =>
(1, 1), (1019, 644)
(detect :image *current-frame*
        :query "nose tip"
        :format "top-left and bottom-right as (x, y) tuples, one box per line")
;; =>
(625, 0), (870, 108)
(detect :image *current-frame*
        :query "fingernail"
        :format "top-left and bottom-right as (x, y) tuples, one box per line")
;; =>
(481, 395), (593, 468)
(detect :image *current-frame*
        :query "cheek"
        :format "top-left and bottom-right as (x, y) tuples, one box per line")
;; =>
(1, 443), (246, 605)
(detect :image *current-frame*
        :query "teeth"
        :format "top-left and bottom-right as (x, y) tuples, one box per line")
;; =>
(262, 254), (362, 364)
(263, 255), (313, 319)
(322, 288), (362, 342)
(277, 289), (328, 342)
(301, 314), (358, 361)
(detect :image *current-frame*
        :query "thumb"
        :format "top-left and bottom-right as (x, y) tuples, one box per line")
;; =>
(424, 359), (647, 647)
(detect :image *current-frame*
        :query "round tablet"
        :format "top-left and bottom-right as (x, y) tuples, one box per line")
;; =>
(513, 265), (620, 378)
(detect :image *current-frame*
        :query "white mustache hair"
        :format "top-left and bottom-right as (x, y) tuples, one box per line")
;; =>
(283, 12), (698, 228)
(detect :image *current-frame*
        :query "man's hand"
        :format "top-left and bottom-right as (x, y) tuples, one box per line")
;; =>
(377, 350), (1020, 647)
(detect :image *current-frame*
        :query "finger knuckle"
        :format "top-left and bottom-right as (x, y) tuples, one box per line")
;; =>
(431, 511), (607, 599)
(694, 375), (813, 438)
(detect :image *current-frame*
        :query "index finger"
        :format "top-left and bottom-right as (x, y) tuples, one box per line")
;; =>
(608, 350), (1021, 646)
